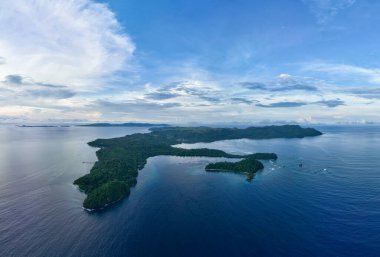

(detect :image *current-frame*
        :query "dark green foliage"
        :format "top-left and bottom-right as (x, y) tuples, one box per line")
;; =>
(74, 159), (137, 194)
(169, 147), (244, 158)
(204, 153), (277, 181)
(74, 125), (321, 210)
(247, 153), (278, 160)
(205, 157), (264, 181)
(83, 181), (130, 209)
(150, 125), (322, 143)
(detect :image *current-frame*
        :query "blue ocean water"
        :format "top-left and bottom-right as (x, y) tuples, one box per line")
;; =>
(0, 125), (379, 257)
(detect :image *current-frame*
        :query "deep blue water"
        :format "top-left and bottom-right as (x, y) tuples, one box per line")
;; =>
(0, 125), (379, 257)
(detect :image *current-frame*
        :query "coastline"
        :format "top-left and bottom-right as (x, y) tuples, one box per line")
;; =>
(74, 125), (322, 211)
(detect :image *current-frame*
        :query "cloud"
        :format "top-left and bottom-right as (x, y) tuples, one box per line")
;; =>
(274, 74), (318, 91)
(145, 92), (180, 100)
(2, 74), (67, 88)
(240, 74), (319, 92)
(4, 74), (23, 85)
(198, 96), (221, 103)
(277, 73), (293, 83)
(256, 99), (345, 108)
(257, 101), (307, 108)
(347, 88), (380, 99)
(1, 2), (377, 124)
(303, 0), (356, 25)
(302, 62), (380, 85)
(274, 84), (318, 92)
(230, 97), (253, 105)
(149, 80), (224, 104)
(238, 82), (267, 90)
(0, 0), (135, 89)
(93, 100), (181, 112)
(315, 99), (345, 107)
(25, 88), (76, 99)
(1, 74), (76, 100)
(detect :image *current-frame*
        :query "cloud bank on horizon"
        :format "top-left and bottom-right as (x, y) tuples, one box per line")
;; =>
(0, 0), (379, 124)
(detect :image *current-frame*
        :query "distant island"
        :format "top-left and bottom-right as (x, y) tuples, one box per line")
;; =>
(74, 125), (322, 210)
(17, 125), (70, 128)
(78, 122), (170, 127)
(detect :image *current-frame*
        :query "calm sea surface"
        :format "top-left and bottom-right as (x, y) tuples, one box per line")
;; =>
(0, 125), (379, 257)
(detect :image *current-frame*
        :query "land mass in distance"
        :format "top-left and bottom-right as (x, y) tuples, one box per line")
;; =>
(17, 125), (70, 128)
(78, 122), (170, 127)
(74, 125), (322, 210)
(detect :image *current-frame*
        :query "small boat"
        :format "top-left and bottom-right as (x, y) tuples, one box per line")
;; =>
(299, 163), (303, 167)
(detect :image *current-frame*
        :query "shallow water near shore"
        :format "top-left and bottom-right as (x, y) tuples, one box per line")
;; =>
(0, 125), (379, 256)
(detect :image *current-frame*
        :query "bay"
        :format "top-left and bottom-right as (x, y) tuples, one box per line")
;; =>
(0, 125), (379, 257)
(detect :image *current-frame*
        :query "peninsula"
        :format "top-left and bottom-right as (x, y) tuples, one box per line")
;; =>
(74, 125), (322, 210)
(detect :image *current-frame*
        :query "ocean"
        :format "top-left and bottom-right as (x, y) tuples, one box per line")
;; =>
(0, 125), (379, 257)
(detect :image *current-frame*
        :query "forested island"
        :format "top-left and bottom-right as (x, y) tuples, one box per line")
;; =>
(205, 153), (277, 181)
(74, 125), (322, 210)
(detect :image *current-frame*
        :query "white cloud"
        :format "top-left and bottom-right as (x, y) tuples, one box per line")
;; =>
(302, 62), (380, 84)
(303, 0), (356, 24)
(0, 0), (135, 89)
(278, 73), (292, 81)
(0, 1), (378, 124)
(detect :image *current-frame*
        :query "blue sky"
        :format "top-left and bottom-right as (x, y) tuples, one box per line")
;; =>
(0, 0), (379, 124)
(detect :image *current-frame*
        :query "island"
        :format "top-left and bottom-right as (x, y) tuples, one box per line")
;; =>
(74, 125), (322, 210)
(17, 125), (70, 128)
(78, 122), (170, 127)
(205, 153), (277, 181)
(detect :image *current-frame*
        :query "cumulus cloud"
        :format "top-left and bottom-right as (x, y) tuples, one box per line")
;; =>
(0, 0), (135, 89)
(303, 0), (356, 25)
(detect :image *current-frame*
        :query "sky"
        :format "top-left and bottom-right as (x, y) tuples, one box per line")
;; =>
(0, 0), (379, 124)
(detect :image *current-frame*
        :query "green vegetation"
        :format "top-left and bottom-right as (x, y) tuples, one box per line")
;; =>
(150, 124), (322, 143)
(205, 153), (277, 181)
(247, 153), (278, 160)
(83, 181), (130, 210)
(74, 125), (321, 210)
